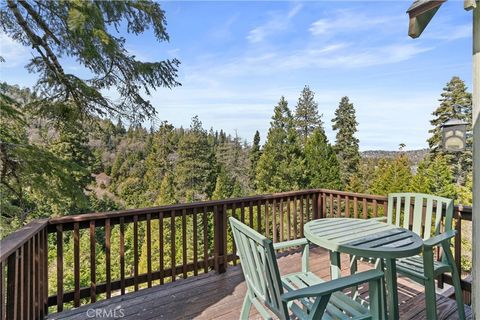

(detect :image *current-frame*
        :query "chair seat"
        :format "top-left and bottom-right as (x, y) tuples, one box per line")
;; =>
(397, 255), (451, 281)
(282, 272), (371, 320)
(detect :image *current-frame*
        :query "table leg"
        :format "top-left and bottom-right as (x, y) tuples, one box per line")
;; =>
(375, 258), (387, 320)
(330, 251), (341, 279)
(384, 258), (399, 320)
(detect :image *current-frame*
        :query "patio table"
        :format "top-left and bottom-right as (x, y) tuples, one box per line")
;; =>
(304, 218), (423, 320)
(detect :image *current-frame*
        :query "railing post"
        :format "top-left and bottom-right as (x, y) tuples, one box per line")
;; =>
(214, 205), (226, 274)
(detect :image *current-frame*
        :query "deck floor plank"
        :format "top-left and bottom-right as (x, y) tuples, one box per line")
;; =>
(47, 247), (471, 320)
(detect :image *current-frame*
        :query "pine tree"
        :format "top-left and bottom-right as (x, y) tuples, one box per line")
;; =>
(174, 116), (215, 201)
(155, 173), (176, 205)
(144, 121), (176, 203)
(304, 128), (341, 189)
(212, 167), (233, 200)
(332, 96), (360, 186)
(371, 154), (412, 195)
(248, 131), (261, 190)
(256, 97), (305, 192)
(346, 158), (377, 194)
(294, 86), (322, 144)
(428, 76), (472, 184)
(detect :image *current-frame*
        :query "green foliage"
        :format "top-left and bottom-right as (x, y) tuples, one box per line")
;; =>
(212, 167), (234, 200)
(456, 173), (472, 206)
(294, 86), (322, 145)
(304, 128), (341, 190)
(332, 96), (360, 186)
(255, 97), (305, 192)
(411, 155), (457, 199)
(371, 154), (412, 195)
(428, 76), (472, 184)
(1, 0), (180, 120)
(174, 116), (216, 202)
(1, 84), (90, 235)
(155, 173), (176, 205)
(248, 130), (261, 190)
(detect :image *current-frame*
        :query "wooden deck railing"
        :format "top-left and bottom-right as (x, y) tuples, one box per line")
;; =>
(0, 189), (473, 319)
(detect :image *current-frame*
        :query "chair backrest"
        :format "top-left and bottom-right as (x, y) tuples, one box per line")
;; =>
(229, 217), (289, 319)
(387, 193), (454, 239)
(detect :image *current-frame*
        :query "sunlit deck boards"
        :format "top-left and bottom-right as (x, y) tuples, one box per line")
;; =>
(47, 247), (471, 320)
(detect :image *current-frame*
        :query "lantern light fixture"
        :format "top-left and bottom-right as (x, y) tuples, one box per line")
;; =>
(441, 105), (468, 152)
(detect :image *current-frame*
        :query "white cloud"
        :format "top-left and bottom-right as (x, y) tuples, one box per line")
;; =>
(0, 33), (31, 68)
(309, 10), (401, 36)
(424, 24), (471, 41)
(247, 4), (302, 43)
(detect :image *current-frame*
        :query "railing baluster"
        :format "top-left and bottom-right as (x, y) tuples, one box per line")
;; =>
(300, 196), (304, 237)
(287, 197), (291, 241)
(248, 201), (253, 228)
(159, 212), (164, 284)
(193, 208), (198, 276)
(182, 209), (187, 278)
(292, 196), (297, 239)
(231, 204), (237, 266)
(373, 199), (378, 217)
(105, 218), (111, 298)
(90, 220), (96, 303)
(56, 224), (63, 312)
(0, 261), (4, 320)
(73, 222), (80, 306)
(279, 199), (284, 242)
(6, 250), (17, 320)
(222, 204), (228, 269)
(171, 210), (176, 282)
(337, 194), (341, 217)
(363, 198), (368, 219)
(329, 194), (334, 217)
(455, 214), (462, 276)
(146, 213), (152, 288)
(20, 243), (25, 320)
(306, 195), (310, 221)
(272, 200), (277, 243)
(354, 196), (359, 218)
(133, 215), (139, 291)
(346, 196), (350, 218)
(119, 217), (125, 295)
(202, 207), (208, 274)
(256, 201), (261, 233)
(265, 201), (270, 239)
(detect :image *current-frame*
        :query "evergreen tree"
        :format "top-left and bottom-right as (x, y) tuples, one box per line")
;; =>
(371, 154), (412, 195)
(346, 158), (377, 194)
(1, 1), (180, 120)
(256, 97), (305, 192)
(412, 155), (456, 199)
(155, 173), (176, 205)
(144, 122), (176, 203)
(428, 77), (472, 184)
(248, 131), (261, 190)
(304, 128), (341, 189)
(294, 86), (322, 144)
(332, 96), (360, 186)
(174, 116), (215, 201)
(212, 167), (233, 200)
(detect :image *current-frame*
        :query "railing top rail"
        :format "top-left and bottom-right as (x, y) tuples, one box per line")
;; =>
(0, 218), (48, 262)
(47, 189), (389, 225)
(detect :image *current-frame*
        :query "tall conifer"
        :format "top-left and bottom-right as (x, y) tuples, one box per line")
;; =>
(332, 96), (360, 186)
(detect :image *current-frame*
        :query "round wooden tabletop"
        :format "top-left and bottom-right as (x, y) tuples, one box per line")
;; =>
(304, 218), (423, 259)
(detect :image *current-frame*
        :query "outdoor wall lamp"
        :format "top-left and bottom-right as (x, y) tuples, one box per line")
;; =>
(441, 105), (468, 152)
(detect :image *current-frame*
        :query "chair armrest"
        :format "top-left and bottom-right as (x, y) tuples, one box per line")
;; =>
(370, 216), (387, 222)
(423, 230), (457, 248)
(281, 269), (384, 302)
(273, 238), (309, 250)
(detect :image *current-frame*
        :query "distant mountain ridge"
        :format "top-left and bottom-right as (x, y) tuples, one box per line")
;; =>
(361, 149), (429, 165)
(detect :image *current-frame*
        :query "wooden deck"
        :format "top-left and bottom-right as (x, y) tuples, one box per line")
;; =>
(47, 247), (472, 320)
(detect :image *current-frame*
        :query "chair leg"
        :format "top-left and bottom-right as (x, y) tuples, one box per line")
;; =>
(240, 295), (252, 320)
(451, 268), (466, 320)
(349, 255), (359, 299)
(424, 278), (438, 320)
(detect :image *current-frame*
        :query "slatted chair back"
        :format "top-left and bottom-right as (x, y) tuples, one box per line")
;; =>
(387, 193), (454, 240)
(229, 217), (289, 319)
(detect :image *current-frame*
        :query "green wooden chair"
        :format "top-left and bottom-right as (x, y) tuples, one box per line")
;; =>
(356, 193), (465, 320)
(229, 217), (384, 320)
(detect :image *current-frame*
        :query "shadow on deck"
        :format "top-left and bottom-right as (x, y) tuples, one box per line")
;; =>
(47, 247), (472, 320)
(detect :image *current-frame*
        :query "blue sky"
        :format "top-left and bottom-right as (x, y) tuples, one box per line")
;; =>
(0, 1), (473, 150)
